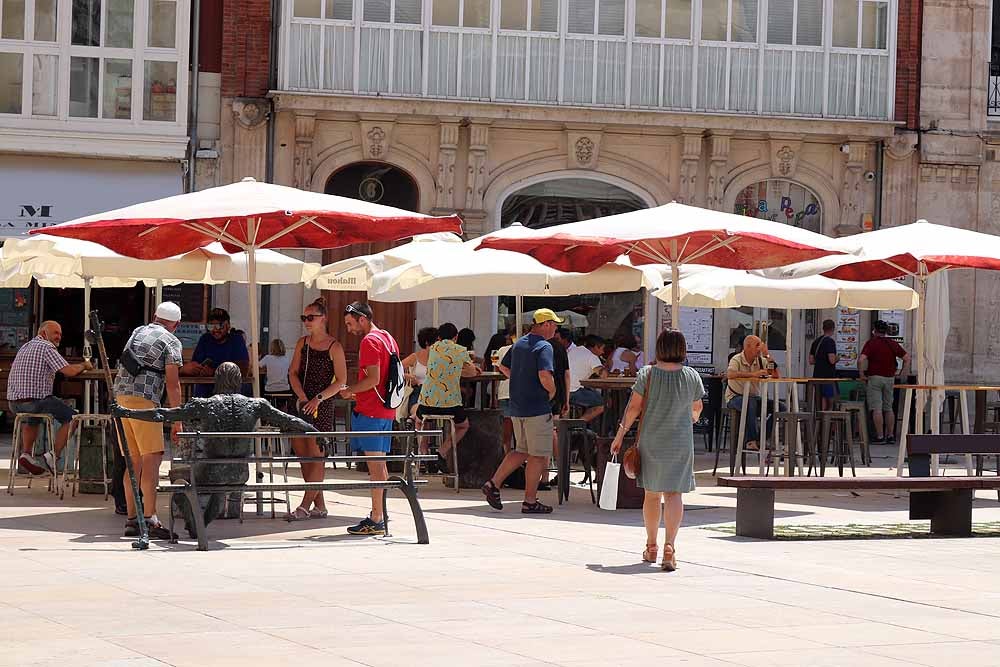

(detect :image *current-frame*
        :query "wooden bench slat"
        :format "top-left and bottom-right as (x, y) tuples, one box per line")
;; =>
(907, 434), (1000, 456)
(158, 480), (428, 493)
(717, 476), (1000, 490)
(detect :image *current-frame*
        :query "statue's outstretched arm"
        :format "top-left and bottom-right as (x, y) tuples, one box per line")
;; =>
(259, 401), (317, 433)
(112, 403), (194, 423)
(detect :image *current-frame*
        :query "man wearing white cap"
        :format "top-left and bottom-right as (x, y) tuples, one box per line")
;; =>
(113, 301), (184, 540)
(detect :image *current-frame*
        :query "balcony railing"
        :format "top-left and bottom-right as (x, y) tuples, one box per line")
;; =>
(990, 61), (1000, 117)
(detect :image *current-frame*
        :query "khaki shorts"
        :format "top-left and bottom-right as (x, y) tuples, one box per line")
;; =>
(866, 375), (895, 413)
(511, 414), (553, 457)
(117, 395), (164, 457)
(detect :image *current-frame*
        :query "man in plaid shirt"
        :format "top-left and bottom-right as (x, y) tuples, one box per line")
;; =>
(114, 302), (184, 540)
(7, 321), (92, 476)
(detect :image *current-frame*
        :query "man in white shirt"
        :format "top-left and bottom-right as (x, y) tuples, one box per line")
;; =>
(567, 334), (607, 425)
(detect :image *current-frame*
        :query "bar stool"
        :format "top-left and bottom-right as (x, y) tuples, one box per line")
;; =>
(771, 412), (818, 476)
(419, 414), (459, 493)
(814, 411), (857, 477)
(7, 413), (57, 495)
(836, 399), (871, 466)
(62, 414), (112, 500)
(555, 418), (596, 504)
(257, 426), (292, 520)
(712, 408), (734, 475)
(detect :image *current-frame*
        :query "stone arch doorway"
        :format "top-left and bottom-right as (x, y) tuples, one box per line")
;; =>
(731, 179), (824, 234)
(324, 162), (419, 212)
(497, 176), (650, 344)
(321, 162), (422, 361)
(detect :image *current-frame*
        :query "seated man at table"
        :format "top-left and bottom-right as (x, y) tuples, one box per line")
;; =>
(6, 321), (92, 475)
(416, 322), (480, 471)
(725, 335), (780, 451)
(181, 308), (250, 397)
(568, 334), (607, 426)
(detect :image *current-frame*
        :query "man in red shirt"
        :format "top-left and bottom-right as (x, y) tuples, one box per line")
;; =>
(859, 320), (910, 445)
(340, 302), (399, 536)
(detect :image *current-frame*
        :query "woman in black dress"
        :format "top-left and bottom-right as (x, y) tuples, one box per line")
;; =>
(287, 297), (348, 520)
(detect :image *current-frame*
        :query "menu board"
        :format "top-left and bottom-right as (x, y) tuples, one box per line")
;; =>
(0, 288), (33, 351)
(835, 307), (862, 370)
(880, 310), (906, 343)
(660, 303), (714, 367)
(161, 285), (207, 322)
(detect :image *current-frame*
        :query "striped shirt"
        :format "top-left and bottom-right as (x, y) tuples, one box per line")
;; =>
(7, 336), (69, 401)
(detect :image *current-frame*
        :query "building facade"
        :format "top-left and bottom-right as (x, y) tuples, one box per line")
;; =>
(214, 0), (998, 380)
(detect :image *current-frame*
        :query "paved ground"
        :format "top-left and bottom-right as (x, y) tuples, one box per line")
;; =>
(2, 439), (1000, 667)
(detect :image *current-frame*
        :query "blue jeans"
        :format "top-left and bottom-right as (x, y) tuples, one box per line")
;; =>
(727, 396), (779, 444)
(10, 396), (76, 430)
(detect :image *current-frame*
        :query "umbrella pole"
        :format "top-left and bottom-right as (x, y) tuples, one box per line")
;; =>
(915, 272), (929, 470)
(515, 295), (523, 335)
(433, 299), (440, 327)
(83, 277), (92, 413)
(155, 279), (163, 306)
(643, 288), (655, 365)
(670, 253), (680, 332)
(246, 220), (264, 515)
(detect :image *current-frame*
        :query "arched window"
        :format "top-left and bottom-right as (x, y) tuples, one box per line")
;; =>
(732, 179), (822, 233)
(325, 162), (419, 212)
(501, 177), (646, 229)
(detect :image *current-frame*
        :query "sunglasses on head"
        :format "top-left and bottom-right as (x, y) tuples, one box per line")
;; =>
(344, 304), (364, 317)
(300, 314), (322, 322)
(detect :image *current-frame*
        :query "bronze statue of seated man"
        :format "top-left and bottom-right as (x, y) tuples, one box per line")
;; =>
(114, 362), (316, 536)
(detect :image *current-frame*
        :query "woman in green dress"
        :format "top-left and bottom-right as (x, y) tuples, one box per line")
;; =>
(611, 329), (704, 571)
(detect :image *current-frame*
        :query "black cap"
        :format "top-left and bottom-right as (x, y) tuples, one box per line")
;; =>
(207, 307), (231, 323)
(873, 320), (888, 334)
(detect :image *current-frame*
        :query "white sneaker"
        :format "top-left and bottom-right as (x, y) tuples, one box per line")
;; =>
(42, 451), (56, 475)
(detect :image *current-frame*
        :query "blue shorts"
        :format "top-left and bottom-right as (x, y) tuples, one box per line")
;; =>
(818, 383), (836, 399)
(570, 388), (604, 408)
(11, 396), (76, 430)
(498, 399), (511, 418)
(350, 411), (394, 453)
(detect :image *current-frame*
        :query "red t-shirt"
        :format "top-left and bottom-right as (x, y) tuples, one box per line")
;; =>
(861, 336), (906, 377)
(354, 327), (398, 420)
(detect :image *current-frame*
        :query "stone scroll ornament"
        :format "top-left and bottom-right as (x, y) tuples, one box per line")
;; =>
(113, 362), (316, 538)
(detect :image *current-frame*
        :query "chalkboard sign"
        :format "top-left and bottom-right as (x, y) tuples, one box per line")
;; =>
(161, 285), (207, 322)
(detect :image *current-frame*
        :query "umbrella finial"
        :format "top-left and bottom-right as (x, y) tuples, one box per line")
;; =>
(241, 176), (257, 183)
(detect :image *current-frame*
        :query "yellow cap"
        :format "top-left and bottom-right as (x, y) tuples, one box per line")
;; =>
(532, 308), (565, 324)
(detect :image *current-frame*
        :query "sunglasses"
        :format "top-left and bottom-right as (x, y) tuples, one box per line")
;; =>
(207, 322), (227, 330)
(344, 304), (365, 318)
(300, 314), (323, 322)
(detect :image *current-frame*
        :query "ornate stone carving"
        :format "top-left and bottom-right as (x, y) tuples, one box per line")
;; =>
(677, 131), (703, 205)
(232, 98), (269, 129)
(769, 137), (802, 179)
(575, 137), (595, 164)
(466, 122), (490, 211)
(292, 112), (316, 191)
(706, 133), (731, 210)
(566, 130), (602, 169)
(435, 121), (460, 211)
(885, 132), (918, 161)
(881, 132), (918, 229)
(359, 120), (395, 160)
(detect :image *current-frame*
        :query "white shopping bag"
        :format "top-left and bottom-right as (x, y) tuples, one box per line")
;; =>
(598, 456), (620, 511)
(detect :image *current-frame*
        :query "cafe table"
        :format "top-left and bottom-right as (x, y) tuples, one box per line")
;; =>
(893, 383), (1000, 476)
(460, 371), (505, 410)
(733, 377), (860, 476)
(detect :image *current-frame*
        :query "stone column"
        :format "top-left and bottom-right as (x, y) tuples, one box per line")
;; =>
(433, 120), (460, 214)
(835, 142), (867, 236)
(677, 131), (703, 205)
(881, 132), (918, 229)
(706, 133), (731, 210)
(292, 112), (316, 191)
(464, 122), (490, 236)
(231, 98), (270, 183)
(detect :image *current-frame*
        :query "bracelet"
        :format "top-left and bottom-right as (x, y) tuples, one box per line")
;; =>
(617, 422), (628, 432)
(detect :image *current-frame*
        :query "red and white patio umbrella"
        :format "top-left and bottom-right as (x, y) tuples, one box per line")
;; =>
(476, 202), (853, 329)
(33, 177), (463, 396)
(758, 219), (1000, 471)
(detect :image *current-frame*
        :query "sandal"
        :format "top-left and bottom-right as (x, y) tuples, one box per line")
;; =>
(642, 543), (658, 563)
(308, 508), (328, 519)
(285, 507), (311, 522)
(521, 500), (553, 514)
(661, 544), (677, 572)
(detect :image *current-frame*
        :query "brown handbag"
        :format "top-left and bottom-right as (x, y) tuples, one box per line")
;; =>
(622, 391), (648, 480)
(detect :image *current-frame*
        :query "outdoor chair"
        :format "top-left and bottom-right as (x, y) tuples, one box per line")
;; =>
(814, 411), (857, 477)
(836, 399), (871, 465)
(7, 413), (56, 495)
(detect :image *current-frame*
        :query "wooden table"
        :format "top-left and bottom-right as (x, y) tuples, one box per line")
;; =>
(580, 376), (635, 435)
(460, 371), (505, 410)
(894, 384), (1000, 476)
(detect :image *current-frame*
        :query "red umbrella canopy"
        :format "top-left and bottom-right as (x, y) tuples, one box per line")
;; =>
(476, 202), (850, 272)
(32, 178), (463, 259)
(756, 220), (1000, 281)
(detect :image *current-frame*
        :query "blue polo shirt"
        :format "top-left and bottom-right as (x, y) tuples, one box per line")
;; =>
(192, 330), (250, 397)
(501, 333), (554, 418)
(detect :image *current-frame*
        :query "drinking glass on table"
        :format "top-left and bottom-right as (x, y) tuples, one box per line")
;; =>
(490, 349), (500, 368)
